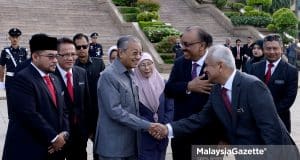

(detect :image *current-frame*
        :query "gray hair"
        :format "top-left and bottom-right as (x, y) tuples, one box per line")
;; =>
(117, 35), (141, 51)
(208, 45), (235, 69)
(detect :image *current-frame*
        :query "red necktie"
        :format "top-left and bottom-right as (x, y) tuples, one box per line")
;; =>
(221, 87), (232, 113)
(191, 63), (199, 79)
(44, 75), (57, 107)
(265, 63), (274, 84)
(66, 72), (74, 102)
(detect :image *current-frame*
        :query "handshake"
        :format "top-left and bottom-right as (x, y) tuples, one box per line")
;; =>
(148, 123), (169, 140)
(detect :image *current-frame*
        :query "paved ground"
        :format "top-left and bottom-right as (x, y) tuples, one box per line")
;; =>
(0, 73), (299, 159)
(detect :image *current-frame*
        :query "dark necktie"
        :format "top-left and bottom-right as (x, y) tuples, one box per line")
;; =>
(44, 75), (57, 107)
(191, 63), (199, 79)
(221, 87), (232, 113)
(66, 72), (74, 102)
(264, 63), (274, 84)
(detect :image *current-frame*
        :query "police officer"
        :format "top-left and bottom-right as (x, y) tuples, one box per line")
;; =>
(88, 32), (103, 58)
(0, 28), (28, 118)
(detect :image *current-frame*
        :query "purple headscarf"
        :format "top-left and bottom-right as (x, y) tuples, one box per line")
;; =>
(133, 52), (165, 122)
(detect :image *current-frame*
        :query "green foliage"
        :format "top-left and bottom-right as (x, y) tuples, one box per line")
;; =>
(228, 2), (245, 11)
(213, 0), (227, 9)
(224, 11), (240, 18)
(268, 0), (290, 13)
(137, 11), (159, 21)
(155, 35), (179, 53)
(122, 13), (138, 22)
(118, 7), (140, 14)
(244, 5), (254, 12)
(136, 0), (160, 12)
(138, 21), (167, 30)
(269, 8), (298, 37)
(160, 53), (175, 64)
(266, 24), (276, 31)
(244, 10), (271, 17)
(230, 16), (272, 27)
(142, 27), (180, 43)
(112, 0), (136, 6)
(246, 0), (272, 7)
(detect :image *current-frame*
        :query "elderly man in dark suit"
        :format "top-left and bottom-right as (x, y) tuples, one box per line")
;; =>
(164, 26), (222, 160)
(151, 45), (299, 159)
(250, 34), (298, 133)
(2, 34), (69, 160)
(54, 37), (91, 160)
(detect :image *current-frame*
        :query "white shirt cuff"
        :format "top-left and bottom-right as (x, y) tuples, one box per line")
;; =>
(51, 135), (59, 143)
(166, 123), (174, 138)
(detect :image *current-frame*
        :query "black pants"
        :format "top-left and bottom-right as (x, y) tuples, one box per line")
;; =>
(65, 125), (88, 160)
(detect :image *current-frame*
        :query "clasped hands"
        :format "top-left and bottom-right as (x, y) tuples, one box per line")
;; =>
(48, 132), (68, 154)
(148, 123), (168, 140)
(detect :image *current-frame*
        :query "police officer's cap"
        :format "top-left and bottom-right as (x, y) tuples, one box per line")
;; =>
(29, 33), (57, 53)
(90, 32), (99, 38)
(8, 28), (22, 37)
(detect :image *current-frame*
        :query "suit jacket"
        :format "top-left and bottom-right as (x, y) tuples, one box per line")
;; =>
(94, 59), (151, 157)
(3, 65), (69, 160)
(231, 46), (244, 60)
(165, 56), (222, 144)
(54, 66), (91, 137)
(172, 71), (294, 145)
(139, 93), (173, 152)
(250, 59), (298, 132)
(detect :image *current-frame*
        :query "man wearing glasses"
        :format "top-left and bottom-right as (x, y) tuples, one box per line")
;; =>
(250, 34), (298, 133)
(55, 37), (91, 160)
(2, 34), (69, 160)
(73, 33), (105, 159)
(164, 26), (223, 160)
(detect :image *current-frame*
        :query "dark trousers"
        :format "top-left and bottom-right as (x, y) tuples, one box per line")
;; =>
(65, 125), (88, 160)
(171, 138), (192, 160)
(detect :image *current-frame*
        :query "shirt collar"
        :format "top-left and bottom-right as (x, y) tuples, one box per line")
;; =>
(266, 58), (281, 68)
(31, 62), (47, 77)
(57, 64), (72, 77)
(192, 50), (208, 67)
(222, 70), (237, 91)
(114, 58), (133, 75)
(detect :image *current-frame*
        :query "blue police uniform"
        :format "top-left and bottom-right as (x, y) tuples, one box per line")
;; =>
(0, 28), (28, 119)
(89, 43), (103, 58)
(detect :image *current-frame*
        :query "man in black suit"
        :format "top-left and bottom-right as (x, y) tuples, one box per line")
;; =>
(164, 26), (222, 160)
(73, 33), (105, 138)
(231, 39), (244, 69)
(250, 34), (298, 133)
(151, 45), (299, 160)
(55, 37), (91, 160)
(3, 34), (69, 160)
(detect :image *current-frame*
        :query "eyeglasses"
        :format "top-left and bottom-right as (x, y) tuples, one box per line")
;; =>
(264, 34), (281, 42)
(58, 53), (78, 59)
(75, 45), (88, 50)
(181, 41), (202, 48)
(139, 62), (153, 69)
(39, 54), (59, 60)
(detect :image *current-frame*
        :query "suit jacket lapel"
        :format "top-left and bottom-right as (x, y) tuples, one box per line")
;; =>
(257, 61), (266, 81)
(72, 68), (79, 104)
(215, 85), (232, 127)
(30, 66), (58, 109)
(184, 59), (192, 80)
(231, 71), (242, 131)
(269, 60), (284, 83)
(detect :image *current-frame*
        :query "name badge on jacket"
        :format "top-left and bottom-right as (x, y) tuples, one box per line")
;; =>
(274, 80), (285, 85)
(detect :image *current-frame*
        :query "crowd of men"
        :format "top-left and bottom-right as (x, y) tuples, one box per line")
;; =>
(0, 26), (299, 160)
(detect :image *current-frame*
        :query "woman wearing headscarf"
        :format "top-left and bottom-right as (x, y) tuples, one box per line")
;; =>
(244, 39), (265, 73)
(133, 52), (174, 160)
(107, 45), (118, 64)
